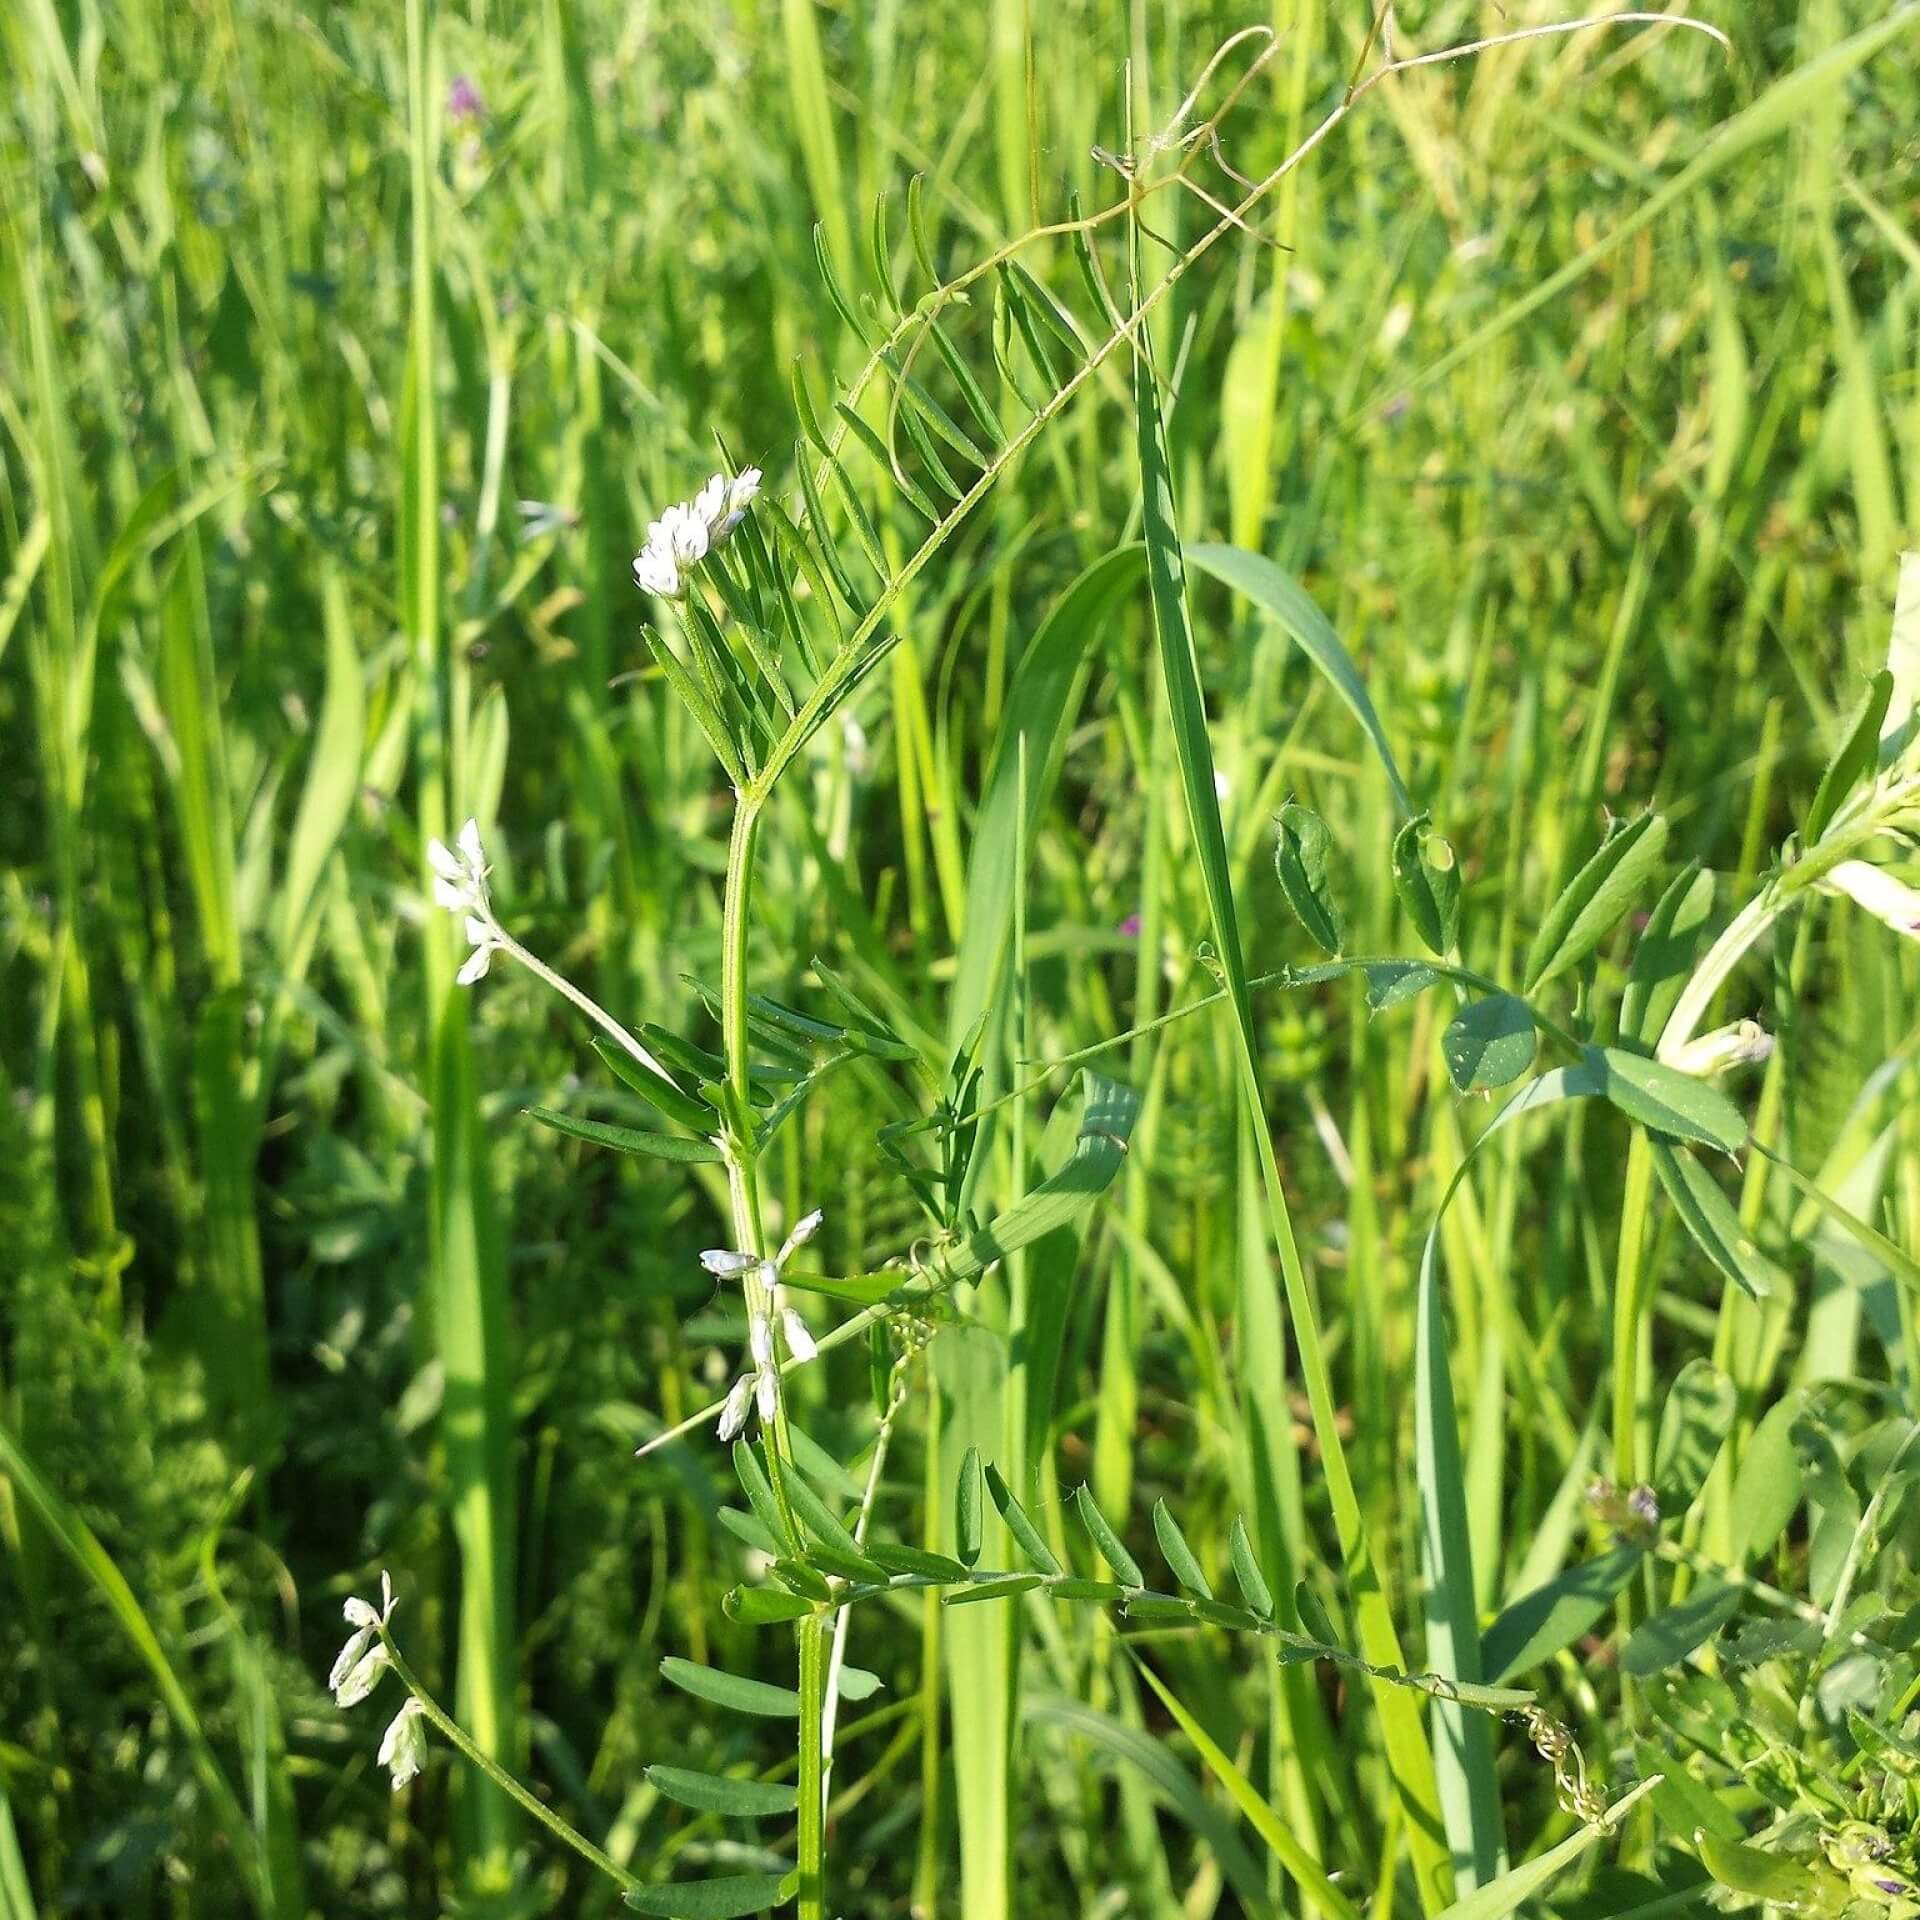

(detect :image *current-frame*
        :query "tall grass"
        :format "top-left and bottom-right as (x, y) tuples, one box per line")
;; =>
(2, 2), (1918, 1917)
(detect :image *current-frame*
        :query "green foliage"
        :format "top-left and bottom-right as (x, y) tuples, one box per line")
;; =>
(4, 0), (1919, 1916)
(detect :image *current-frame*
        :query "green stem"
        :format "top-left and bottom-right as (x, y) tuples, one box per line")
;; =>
(378, 1637), (639, 1895)
(718, 793), (825, 1920)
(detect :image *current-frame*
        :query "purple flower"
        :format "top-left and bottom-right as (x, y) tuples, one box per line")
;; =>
(448, 75), (485, 123)
(1119, 912), (1143, 938)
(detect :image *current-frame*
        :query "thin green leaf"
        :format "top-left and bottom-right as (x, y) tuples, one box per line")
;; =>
(1132, 1656), (1361, 1920)
(644, 1768), (798, 1818)
(658, 1658), (799, 1718)
(1152, 1500), (1212, 1599)
(1524, 811), (1670, 993)
(1075, 1485), (1143, 1587)
(1273, 803), (1345, 954)
(624, 1871), (795, 1918)
(1649, 1140), (1774, 1301)
(1585, 1047), (1748, 1153)
(1481, 1547), (1643, 1685)
(986, 1464), (1062, 1576)
(524, 1106), (724, 1163)
(955, 1446), (984, 1566)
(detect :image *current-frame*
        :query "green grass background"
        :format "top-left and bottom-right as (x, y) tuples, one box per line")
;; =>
(2, 0), (1917, 1914)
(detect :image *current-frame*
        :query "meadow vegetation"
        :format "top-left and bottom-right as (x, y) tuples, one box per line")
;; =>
(3, 1), (1920, 1916)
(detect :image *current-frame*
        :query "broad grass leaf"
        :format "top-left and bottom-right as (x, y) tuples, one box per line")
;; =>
(658, 1658), (799, 1718)
(524, 1106), (724, 1162)
(1187, 543), (1413, 814)
(1620, 1580), (1742, 1675)
(643, 1768), (797, 1818)
(1273, 803), (1344, 953)
(1653, 1359), (1737, 1510)
(624, 1871), (794, 1917)
(1480, 1547), (1642, 1685)
(1524, 811), (1669, 993)
(1443, 995), (1537, 1093)
(1583, 1047), (1747, 1153)
(947, 549), (1145, 1047)
(1136, 302), (1448, 1908)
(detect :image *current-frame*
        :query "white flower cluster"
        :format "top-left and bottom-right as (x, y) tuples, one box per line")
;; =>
(327, 1572), (430, 1790)
(632, 468), (762, 600)
(702, 1208), (823, 1442)
(427, 817), (504, 985)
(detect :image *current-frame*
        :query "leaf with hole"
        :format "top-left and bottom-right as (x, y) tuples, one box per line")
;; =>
(1393, 814), (1462, 957)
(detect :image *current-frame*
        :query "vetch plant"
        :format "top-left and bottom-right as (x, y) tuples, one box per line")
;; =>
(313, 14), (1920, 1920)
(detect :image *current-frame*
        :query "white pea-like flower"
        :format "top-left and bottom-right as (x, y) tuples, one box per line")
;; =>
(656, 503), (710, 568)
(693, 473), (729, 533)
(633, 540), (682, 599)
(377, 1697), (429, 1790)
(456, 915), (505, 986)
(425, 820), (506, 987)
(329, 1571), (396, 1709)
(726, 467), (762, 516)
(1823, 860), (1920, 943)
(705, 1206), (824, 1439)
(427, 818), (489, 916)
(1670, 1018), (1774, 1078)
(717, 1373), (756, 1444)
(634, 471), (762, 598)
